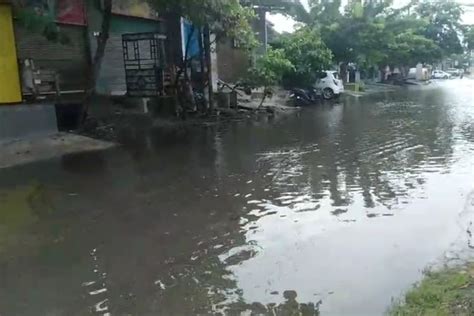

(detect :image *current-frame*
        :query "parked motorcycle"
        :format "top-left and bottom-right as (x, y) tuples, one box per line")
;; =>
(289, 88), (319, 106)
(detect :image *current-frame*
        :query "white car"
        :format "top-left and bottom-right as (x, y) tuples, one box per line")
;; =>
(315, 71), (344, 99)
(432, 70), (451, 79)
(446, 68), (462, 77)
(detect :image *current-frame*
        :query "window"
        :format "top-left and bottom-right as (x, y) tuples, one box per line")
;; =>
(318, 72), (328, 79)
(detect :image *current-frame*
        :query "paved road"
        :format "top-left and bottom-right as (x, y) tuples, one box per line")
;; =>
(1, 79), (474, 315)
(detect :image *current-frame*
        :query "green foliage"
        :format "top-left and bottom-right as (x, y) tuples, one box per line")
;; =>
(13, 7), (70, 44)
(267, 0), (314, 25)
(247, 27), (332, 89)
(297, 0), (465, 70)
(387, 31), (442, 66)
(276, 27), (333, 86)
(416, 0), (464, 56)
(148, 0), (257, 49)
(389, 265), (474, 316)
(243, 49), (294, 89)
(315, 0), (392, 66)
(465, 26), (474, 51)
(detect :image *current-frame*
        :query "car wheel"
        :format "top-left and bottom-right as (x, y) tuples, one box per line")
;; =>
(444, 75), (448, 79)
(323, 88), (334, 100)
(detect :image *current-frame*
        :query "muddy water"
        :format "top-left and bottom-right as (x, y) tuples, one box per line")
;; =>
(1, 80), (474, 315)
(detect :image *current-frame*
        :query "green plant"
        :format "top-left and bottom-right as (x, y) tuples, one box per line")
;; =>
(275, 27), (333, 87)
(389, 265), (474, 316)
(243, 49), (294, 106)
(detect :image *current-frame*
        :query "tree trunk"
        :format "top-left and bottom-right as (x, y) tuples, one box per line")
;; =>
(197, 28), (208, 112)
(259, 93), (266, 108)
(203, 25), (214, 112)
(164, 12), (183, 117)
(81, 0), (112, 124)
(340, 62), (348, 83)
(177, 24), (197, 115)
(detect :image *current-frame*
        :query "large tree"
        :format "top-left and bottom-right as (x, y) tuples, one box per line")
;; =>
(415, 0), (464, 56)
(272, 26), (333, 86)
(311, 0), (393, 80)
(148, 0), (256, 47)
(464, 26), (474, 51)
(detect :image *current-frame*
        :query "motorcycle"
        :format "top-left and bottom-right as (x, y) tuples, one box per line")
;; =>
(289, 88), (319, 106)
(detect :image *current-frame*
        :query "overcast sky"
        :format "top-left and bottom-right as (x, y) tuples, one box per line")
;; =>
(268, 0), (474, 33)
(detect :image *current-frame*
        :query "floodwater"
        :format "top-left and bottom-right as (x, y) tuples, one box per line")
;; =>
(1, 80), (474, 315)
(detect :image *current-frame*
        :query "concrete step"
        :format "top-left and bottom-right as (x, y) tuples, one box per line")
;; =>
(0, 103), (57, 141)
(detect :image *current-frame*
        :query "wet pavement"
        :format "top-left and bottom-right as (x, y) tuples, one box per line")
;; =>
(1, 79), (474, 315)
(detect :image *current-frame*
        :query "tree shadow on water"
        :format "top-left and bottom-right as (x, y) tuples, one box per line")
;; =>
(226, 290), (321, 316)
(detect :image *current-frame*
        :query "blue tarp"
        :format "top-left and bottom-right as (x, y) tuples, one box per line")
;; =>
(182, 19), (200, 59)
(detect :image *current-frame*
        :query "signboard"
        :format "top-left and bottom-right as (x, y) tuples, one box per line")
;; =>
(112, 0), (159, 20)
(181, 19), (200, 59)
(56, 0), (86, 25)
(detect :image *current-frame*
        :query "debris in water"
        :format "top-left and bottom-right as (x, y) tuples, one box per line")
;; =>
(331, 209), (348, 216)
(94, 299), (109, 312)
(247, 200), (260, 204)
(89, 288), (107, 295)
(154, 280), (166, 290)
(82, 281), (96, 287)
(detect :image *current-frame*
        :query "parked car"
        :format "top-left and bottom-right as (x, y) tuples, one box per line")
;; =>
(315, 71), (344, 100)
(446, 68), (462, 77)
(432, 70), (451, 79)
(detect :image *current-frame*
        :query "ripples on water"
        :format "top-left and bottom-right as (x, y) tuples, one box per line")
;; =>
(1, 80), (474, 315)
(213, 81), (474, 313)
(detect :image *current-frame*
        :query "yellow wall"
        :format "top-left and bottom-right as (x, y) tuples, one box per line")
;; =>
(0, 4), (21, 104)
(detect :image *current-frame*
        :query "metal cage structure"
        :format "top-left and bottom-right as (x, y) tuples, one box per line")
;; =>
(122, 32), (166, 97)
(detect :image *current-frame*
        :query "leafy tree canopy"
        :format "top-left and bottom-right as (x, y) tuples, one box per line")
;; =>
(286, 0), (465, 69)
(11, 1), (69, 44)
(274, 27), (333, 86)
(148, 0), (257, 49)
(244, 48), (295, 89)
(464, 26), (474, 51)
(415, 0), (464, 56)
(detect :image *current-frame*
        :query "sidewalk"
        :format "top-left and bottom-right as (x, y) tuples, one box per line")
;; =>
(0, 133), (115, 169)
(344, 83), (400, 97)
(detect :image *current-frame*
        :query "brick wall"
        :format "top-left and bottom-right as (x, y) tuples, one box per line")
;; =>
(216, 39), (251, 83)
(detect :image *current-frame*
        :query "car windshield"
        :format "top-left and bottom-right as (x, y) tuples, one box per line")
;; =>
(332, 72), (340, 79)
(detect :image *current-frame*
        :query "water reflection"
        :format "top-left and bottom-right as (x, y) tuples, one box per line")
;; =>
(244, 92), (460, 222)
(227, 290), (321, 315)
(0, 81), (473, 315)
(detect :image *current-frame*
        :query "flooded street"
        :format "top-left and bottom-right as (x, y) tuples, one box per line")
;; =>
(1, 79), (474, 315)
